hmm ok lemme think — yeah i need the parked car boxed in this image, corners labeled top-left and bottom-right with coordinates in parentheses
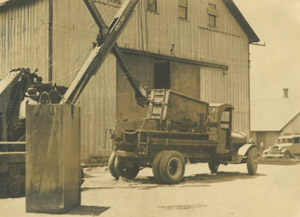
top-left (262, 135), bottom-right (300, 159)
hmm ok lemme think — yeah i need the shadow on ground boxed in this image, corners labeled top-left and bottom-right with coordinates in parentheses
top-left (159, 204), bottom-right (208, 210)
top-left (131, 171), bottom-right (265, 186)
top-left (258, 158), bottom-right (300, 165)
top-left (82, 171), bottom-right (266, 191)
top-left (183, 171), bottom-right (265, 184)
top-left (66, 206), bottom-right (110, 216)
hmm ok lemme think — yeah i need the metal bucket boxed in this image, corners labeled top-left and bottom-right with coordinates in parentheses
top-left (25, 104), bottom-right (81, 213)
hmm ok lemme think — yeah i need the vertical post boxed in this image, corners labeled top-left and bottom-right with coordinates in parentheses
top-left (48, 0), bottom-right (53, 82)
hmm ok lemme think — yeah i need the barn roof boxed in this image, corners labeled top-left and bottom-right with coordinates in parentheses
top-left (222, 0), bottom-right (259, 43)
top-left (251, 97), bottom-right (300, 132)
top-left (0, 0), bottom-right (259, 43)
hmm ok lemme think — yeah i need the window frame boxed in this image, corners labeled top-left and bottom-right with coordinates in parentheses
top-left (207, 3), bottom-right (218, 28)
top-left (147, 0), bottom-right (158, 13)
top-left (178, 0), bottom-right (188, 20)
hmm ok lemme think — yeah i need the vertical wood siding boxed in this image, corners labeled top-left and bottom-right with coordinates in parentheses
top-left (52, 0), bottom-right (118, 160)
top-left (253, 131), bottom-right (279, 150)
top-left (0, 0), bottom-right (49, 80)
top-left (117, 0), bottom-right (251, 135)
top-left (80, 54), bottom-right (116, 159)
top-left (117, 53), bottom-right (153, 122)
top-left (170, 62), bottom-right (200, 99)
top-left (0, 0), bottom-right (252, 159)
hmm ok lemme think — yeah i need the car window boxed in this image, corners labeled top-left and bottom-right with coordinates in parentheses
top-left (220, 111), bottom-right (230, 129)
top-left (279, 138), bottom-right (293, 143)
top-left (282, 138), bottom-right (292, 143)
top-left (221, 111), bottom-right (230, 122)
top-left (294, 138), bottom-right (300, 143)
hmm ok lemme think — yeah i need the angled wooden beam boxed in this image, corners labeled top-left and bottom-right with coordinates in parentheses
top-left (61, 0), bottom-right (140, 104)
top-left (83, 0), bottom-right (149, 106)
top-left (83, 0), bottom-right (109, 37)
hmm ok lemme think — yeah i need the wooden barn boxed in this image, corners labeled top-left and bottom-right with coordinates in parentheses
top-left (0, 0), bottom-right (259, 161)
top-left (251, 89), bottom-right (300, 150)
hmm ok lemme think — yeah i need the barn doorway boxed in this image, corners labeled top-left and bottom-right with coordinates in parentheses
top-left (154, 62), bottom-right (170, 89)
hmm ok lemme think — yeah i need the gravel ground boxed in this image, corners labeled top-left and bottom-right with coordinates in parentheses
top-left (1, 162), bottom-right (300, 217)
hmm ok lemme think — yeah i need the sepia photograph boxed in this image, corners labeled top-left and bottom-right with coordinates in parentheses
top-left (0, 0), bottom-right (299, 217)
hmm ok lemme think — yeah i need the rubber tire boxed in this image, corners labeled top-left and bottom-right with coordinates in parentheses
top-left (152, 150), bottom-right (168, 183)
top-left (208, 161), bottom-right (219, 173)
top-left (159, 151), bottom-right (185, 184)
top-left (247, 147), bottom-right (258, 175)
top-left (8, 182), bottom-right (21, 196)
top-left (283, 151), bottom-right (293, 159)
top-left (0, 183), bottom-right (7, 197)
top-left (108, 152), bottom-right (119, 180)
top-left (114, 157), bottom-right (139, 180)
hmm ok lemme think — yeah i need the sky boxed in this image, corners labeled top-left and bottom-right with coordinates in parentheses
top-left (234, 0), bottom-right (300, 101)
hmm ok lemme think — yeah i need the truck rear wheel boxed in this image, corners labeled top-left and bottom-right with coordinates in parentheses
top-left (159, 151), bottom-right (185, 184)
top-left (108, 152), bottom-right (119, 180)
top-left (152, 150), bottom-right (168, 183)
top-left (247, 147), bottom-right (258, 175)
top-left (114, 157), bottom-right (139, 180)
top-left (208, 161), bottom-right (219, 173)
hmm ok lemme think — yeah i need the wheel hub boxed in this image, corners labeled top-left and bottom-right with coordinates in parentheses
top-left (168, 158), bottom-right (179, 176)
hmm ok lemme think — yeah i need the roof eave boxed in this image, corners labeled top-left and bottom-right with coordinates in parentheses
top-left (222, 0), bottom-right (260, 43)
top-left (280, 111), bottom-right (300, 132)
top-left (0, 0), bottom-right (34, 10)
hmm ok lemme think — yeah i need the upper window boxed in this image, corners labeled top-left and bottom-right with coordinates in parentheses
top-left (207, 3), bottom-right (218, 27)
top-left (178, 0), bottom-right (188, 20)
top-left (147, 0), bottom-right (157, 12)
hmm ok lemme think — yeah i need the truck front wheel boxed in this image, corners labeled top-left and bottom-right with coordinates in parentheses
top-left (114, 157), bottom-right (139, 180)
top-left (247, 147), bottom-right (258, 175)
top-left (108, 151), bottom-right (119, 180)
top-left (159, 151), bottom-right (185, 184)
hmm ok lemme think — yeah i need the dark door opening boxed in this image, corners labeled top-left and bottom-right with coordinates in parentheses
top-left (154, 62), bottom-right (170, 89)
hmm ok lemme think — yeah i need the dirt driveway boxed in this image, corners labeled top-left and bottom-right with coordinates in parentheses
top-left (1, 162), bottom-right (300, 217)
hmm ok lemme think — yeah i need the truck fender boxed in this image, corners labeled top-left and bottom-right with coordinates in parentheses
top-left (238, 144), bottom-right (257, 156)
top-left (280, 149), bottom-right (290, 154)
